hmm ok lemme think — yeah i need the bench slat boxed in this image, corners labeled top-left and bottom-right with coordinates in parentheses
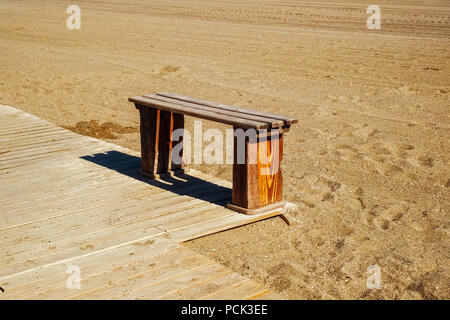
top-left (156, 92), bottom-right (298, 126)
top-left (144, 94), bottom-right (285, 129)
top-left (129, 96), bottom-right (268, 130)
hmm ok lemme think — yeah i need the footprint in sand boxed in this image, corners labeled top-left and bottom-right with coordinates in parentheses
top-left (357, 127), bottom-right (380, 141)
top-left (267, 263), bottom-right (304, 292)
top-left (368, 142), bottom-right (392, 156)
top-left (394, 143), bottom-right (415, 158)
top-left (360, 142), bottom-right (412, 176)
top-left (157, 65), bottom-right (187, 78)
top-left (383, 163), bottom-right (404, 176)
top-left (361, 203), bottom-right (407, 231)
top-left (297, 175), bottom-right (344, 209)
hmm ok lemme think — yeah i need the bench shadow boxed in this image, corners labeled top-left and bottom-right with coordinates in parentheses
top-left (80, 150), bottom-right (231, 206)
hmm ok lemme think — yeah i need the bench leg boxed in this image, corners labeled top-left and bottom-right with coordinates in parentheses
top-left (136, 105), bottom-right (184, 178)
top-left (228, 128), bottom-right (284, 214)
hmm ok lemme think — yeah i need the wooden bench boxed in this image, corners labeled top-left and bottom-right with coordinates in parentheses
top-left (129, 92), bottom-right (298, 215)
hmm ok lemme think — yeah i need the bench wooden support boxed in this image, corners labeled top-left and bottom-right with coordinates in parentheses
top-left (136, 105), bottom-right (184, 179)
top-left (227, 128), bottom-right (284, 214)
top-left (130, 93), bottom-right (297, 215)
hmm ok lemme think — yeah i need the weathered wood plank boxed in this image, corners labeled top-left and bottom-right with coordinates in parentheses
top-left (156, 110), bottom-right (172, 173)
top-left (0, 226), bottom-right (165, 277)
top-left (0, 124), bottom-right (55, 135)
top-left (156, 92), bottom-right (298, 126)
top-left (117, 262), bottom-right (229, 300)
top-left (160, 270), bottom-right (247, 300)
top-left (0, 163), bottom-right (139, 207)
top-left (22, 242), bottom-right (184, 300)
top-left (146, 94), bottom-right (285, 128)
top-left (130, 96), bottom-right (268, 129)
top-left (167, 206), bottom-right (284, 242)
top-left (0, 127), bottom-right (68, 141)
top-left (1, 239), bottom-right (180, 299)
top-left (257, 131), bottom-right (283, 206)
top-left (232, 126), bottom-right (259, 209)
top-left (171, 112), bottom-right (184, 171)
top-left (0, 136), bottom-right (107, 160)
top-left (2, 184), bottom-right (229, 255)
top-left (203, 279), bottom-right (269, 300)
top-left (74, 252), bottom-right (215, 299)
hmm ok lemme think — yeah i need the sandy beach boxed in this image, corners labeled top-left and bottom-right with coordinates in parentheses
top-left (0, 0), bottom-right (449, 299)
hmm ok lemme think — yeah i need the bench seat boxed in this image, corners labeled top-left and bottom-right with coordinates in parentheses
top-left (129, 92), bottom-right (297, 130)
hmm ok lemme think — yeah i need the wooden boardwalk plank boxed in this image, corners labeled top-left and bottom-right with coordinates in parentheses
top-left (160, 270), bottom-right (247, 300)
top-left (119, 263), bottom-right (231, 300)
top-left (156, 92), bottom-right (298, 126)
top-left (74, 249), bottom-right (216, 300)
top-left (2, 188), bottom-right (230, 259)
top-left (203, 279), bottom-right (269, 300)
top-left (1, 239), bottom-right (180, 299)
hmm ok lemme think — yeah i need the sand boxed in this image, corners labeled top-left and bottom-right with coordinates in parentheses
top-left (0, 0), bottom-right (448, 299)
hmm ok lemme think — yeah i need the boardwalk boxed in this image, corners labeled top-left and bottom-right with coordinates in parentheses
top-left (0, 105), bottom-right (285, 299)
